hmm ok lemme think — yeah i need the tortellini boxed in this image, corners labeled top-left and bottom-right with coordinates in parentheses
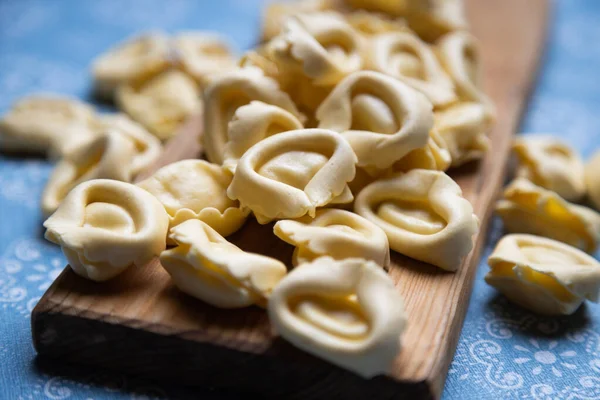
top-left (91, 32), bottom-right (172, 99)
top-left (172, 32), bottom-right (236, 88)
top-left (485, 234), bottom-right (600, 315)
top-left (585, 150), bottom-right (600, 210)
top-left (268, 256), bottom-right (406, 378)
top-left (222, 101), bottom-right (304, 173)
top-left (261, 0), bottom-right (332, 41)
top-left (137, 159), bottom-right (248, 237)
top-left (44, 179), bottom-right (169, 282)
top-left (202, 66), bottom-right (300, 164)
top-left (41, 131), bottom-right (137, 217)
top-left (116, 69), bottom-right (201, 140)
top-left (390, 127), bottom-right (451, 172)
top-left (274, 209), bottom-right (390, 266)
top-left (227, 129), bottom-right (357, 224)
top-left (98, 114), bottom-right (162, 176)
top-left (434, 102), bottom-right (490, 167)
top-left (0, 95), bottom-right (99, 157)
top-left (366, 32), bottom-right (457, 107)
top-left (160, 219), bottom-right (287, 308)
top-left (345, 11), bottom-right (408, 36)
top-left (316, 71), bottom-right (433, 170)
top-left (497, 178), bottom-right (600, 253)
top-left (355, 169), bottom-right (479, 271)
top-left (513, 135), bottom-right (586, 202)
top-left (268, 12), bottom-right (362, 85)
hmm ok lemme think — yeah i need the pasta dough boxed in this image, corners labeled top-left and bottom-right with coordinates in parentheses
top-left (317, 71), bottom-right (433, 170)
top-left (92, 32), bottom-right (172, 99)
top-left (202, 66), bottom-right (300, 164)
top-left (496, 178), bottom-right (600, 253)
top-left (274, 208), bottom-right (390, 266)
top-left (41, 131), bottom-right (137, 217)
top-left (222, 101), bottom-right (304, 173)
top-left (513, 135), bottom-right (586, 202)
top-left (116, 69), bottom-right (201, 140)
top-left (0, 95), bottom-right (99, 157)
top-left (227, 129), bottom-right (357, 224)
top-left (366, 32), bottom-right (457, 107)
top-left (160, 219), bottom-right (287, 308)
top-left (137, 159), bottom-right (249, 238)
top-left (485, 234), bottom-right (600, 315)
top-left (44, 179), bottom-right (169, 281)
top-left (355, 169), bottom-right (478, 271)
top-left (390, 128), bottom-right (451, 172)
top-left (268, 256), bottom-right (406, 378)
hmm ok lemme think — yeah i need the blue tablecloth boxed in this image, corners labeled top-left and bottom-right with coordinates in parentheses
top-left (1, 1), bottom-right (599, 399)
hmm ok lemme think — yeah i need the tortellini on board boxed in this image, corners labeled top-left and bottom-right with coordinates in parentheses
top-left (268, 256), bottom-right (406, 378)
top-left (274, 208), bottom-right (390, 267)
top-left (44, 179), bottom-right (169, 282)
top-left (137, 159), bottom-right (249, 238)
top-left (316, 71), bottom-right (433, 170)
top-left (354, 169), bottom-right (479, 271)
top-left (160, 219), bottom-right (287, 308)
top-left (227, 129), bottom-right (357, 224)
top-left (485, 234), bottom-right (600, 315)
top-left (496, 178), bottom-right (600, 253)
top-left (513, 135), bottom-right (586, 202)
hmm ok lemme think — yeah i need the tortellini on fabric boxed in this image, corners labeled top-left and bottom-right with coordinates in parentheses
top-left (274, 209), bottom-right (390, 266)
top-left (0, 95), bottom-right (99, 157)
top-left (366, 32), bottom-right (457, 107)
top-left (485, 234), bottom-right (600, 315)
top-left (496, 178), bottom-right (600, 253)
top-left (137, 159), bottom-right (248, 238)
top-left (355, 169), bottom-right (478, 271)
top-left (91, 32), bottom-right (172, 100)
top-left (172, 32), bottom-right (236, 88)
top-left (160, 219), bottom-right (287, 308)
top-left (44, 179), bottom-right (169, 282)
top-left (116, 69), bottom-right (201, 140)
top-left (513, 135), bottom-right (586, 202)
top-left (268, 256), bottom-right (406, 378)
top-left (434, 102), bottom-right (490, 167)
top-left (316, 71), bottom-right (433, 170)
top-left (227, 129), bottom-right (357, 224)
top-left (585, 150), bottom-right (600, 211)
top-left (41, 131), bottom-right (137, 217)
top-left (222, 101), bottom-right (304, 173)
top-left (202, 67), bottom-right (300, 164)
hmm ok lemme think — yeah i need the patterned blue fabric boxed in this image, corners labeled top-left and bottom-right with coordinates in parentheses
top-left (0, 1), bottom-right (599, 399)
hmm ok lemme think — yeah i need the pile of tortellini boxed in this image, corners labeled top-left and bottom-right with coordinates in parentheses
top-left (3, 0), bottom-right (596, 378)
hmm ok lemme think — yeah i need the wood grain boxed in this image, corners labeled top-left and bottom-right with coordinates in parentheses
top-left (31, 1), bottom-right (550, 399)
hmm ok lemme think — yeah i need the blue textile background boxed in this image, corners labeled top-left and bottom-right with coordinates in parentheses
top-left (0, 1), bottom-right (599, 399)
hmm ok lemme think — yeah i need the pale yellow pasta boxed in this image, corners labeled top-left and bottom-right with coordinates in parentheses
top-left (274, 209), bottom-right (390, 266)
top-left (227, 129), bottom-right (357, 224)
top-left (355, 169), bottom-right (478, 271)
top-left (585, 150), bottom-right (600, 210)
top-left (366, 31), bottom-right (456, 107)
top-left (316, 71), bottom-right (433, 170)
top-left (496, 178), bottom-right (600, 253)
top-left (268, 256), bottom-right (406, 378)
top-left (222, 101), bottom-right (304, 173)
top-left (261, 0), bottom-right (333, 41)
top-left (0, 95), bottom-right (99, 157)
top-left (172, 32), bottom-right (236, 88)
top-left (137, 159), bottom-right (248, 238)
top-left (390, 128), bottom-right (451, 172)
top-left (160, 219), bottom-right (287, 308)
top-left (202, 66), bottom-right (300, 164)
top-left (434, 102), bottom-right (490, 167)
top-left (267, 12), bottom-right (363, 87)
top-left (485, 234), bottom-right (600, 315)
top-left (116, 69), bottom-right (201, 140)
top-left (513, 135), bottom-right (586, 202)
top-left (345, 10), bottom-right (409, 35)
top-left (41, 131), bottom-right (137, 218)
top-left (44, 179), bottom-right (169, 281)
top-left (91, 32), bottom-right (172, 99)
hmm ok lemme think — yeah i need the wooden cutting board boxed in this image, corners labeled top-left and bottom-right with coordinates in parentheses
top-left (31, 1), bottom-right (549, 398)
